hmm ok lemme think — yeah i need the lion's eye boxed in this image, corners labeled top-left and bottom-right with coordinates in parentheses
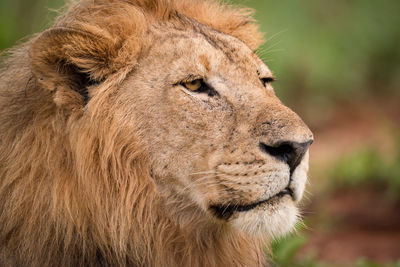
top-left (261, 77), bottom-right (275, 87)
top-left (183, 79), bottom-right (202, 91)
top-left (180, 78), bottom-right (218, 97)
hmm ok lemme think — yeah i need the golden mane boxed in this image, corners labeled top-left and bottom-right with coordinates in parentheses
top-left (0, 0), bottom-right (267, 266)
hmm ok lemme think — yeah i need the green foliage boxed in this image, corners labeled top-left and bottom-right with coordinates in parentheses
top-left (270, 232), bottom-right (400, 267)
top-left (331, 148), bottom-right (385, 186)
top-left (233, 0), bottom-right (400, 106)
top-left (356, 258), bottom-right (400, 267)
top-left (328, 136), bottom-right (400, 199)
top-left (0, 0), bottom-right (64, 50)
top-left (270, 232), bottom-right (308, 267)
top-left (269, 232), bottom-right (326, 267)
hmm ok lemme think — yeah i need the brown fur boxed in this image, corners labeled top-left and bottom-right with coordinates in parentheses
top-left (0, 0), bottom-right (312, 266)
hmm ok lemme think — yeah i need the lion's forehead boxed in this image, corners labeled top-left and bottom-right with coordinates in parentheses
top-left (149, 24), bottom-right (266, 78)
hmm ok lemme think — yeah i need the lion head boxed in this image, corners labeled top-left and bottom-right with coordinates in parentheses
top-left (0, 0), bottom-right (312, 266)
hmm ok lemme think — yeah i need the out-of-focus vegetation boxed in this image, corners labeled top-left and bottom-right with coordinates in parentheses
top-left (1, 0), bottom-right (399, 265)
top-left (271, 233), bottom-right (400, 267)
top-left (237, 0), bottom-right (400, 109)
top-left (270, 231), bottom-right (400, 267)
top-left (329, 137), bottom-right (400, 200)
top-left (0, 0), bottom-right (64, 49)
top-left (267, 234), bottom-right (400, 267)
top-left (269, 230), bottom-right (309, 267)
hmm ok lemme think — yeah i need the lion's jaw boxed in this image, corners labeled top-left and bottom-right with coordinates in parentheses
top-left (117, 24), bottom-right (313, 240)
top-left (227, 152), bottom-right (310, 239)
top-left (178, 150), bottom-right (311, 240)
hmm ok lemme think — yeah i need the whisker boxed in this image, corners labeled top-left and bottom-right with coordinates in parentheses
top-left (181, 175), bottom-right (219, 191)
top-left (258, 48), bottom-right (285, 56)
top-left (265, 29), bottom-right (288, 43)
top-left (259, 40), bottom-right (283, 55)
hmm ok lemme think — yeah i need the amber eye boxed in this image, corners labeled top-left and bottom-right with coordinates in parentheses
top-left (180, 78), bottom-right (218, 97)
top-left (183, 79), bottom-right (202, 91)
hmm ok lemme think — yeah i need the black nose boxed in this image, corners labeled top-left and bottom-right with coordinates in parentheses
top-left (259, 140), bottom-right (312, 173)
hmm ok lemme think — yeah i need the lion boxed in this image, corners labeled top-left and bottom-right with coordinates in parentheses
top-left (0, 0), bottom-right (313, 266)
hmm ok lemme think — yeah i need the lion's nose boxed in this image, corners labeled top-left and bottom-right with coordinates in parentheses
top-left (259, 140), bottom-right (312, 172)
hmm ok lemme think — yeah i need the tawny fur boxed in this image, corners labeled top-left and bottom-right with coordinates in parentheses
top-left (0, 0), bottom-right (312, 266)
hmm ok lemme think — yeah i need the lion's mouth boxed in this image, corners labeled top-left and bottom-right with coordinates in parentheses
top-left (209, 187), bottom-right (293, 220)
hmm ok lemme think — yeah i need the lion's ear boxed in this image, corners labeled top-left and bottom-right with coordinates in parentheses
top-left (29, 28), bottom-right (117, 104)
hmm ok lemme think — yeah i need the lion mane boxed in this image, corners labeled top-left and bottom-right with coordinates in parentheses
top-left (0, 0), bottom-right (271, 266)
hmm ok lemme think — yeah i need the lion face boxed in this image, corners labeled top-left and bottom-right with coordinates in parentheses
top-left (3, 1), bottom-right (313, 265)
top-left (114, 24), bottom-right (313, 238)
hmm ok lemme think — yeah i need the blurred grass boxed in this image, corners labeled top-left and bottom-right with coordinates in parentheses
top-left (234, 0), bottom-right (400, 110)
top-left (270, 231), bottom-right (400, 267)
top-left (269, 230), bottom-right (309, 267)
top-left (0, 0), bottom-right (64, 50)
top-left (328, 136), bottom-right (400, 199)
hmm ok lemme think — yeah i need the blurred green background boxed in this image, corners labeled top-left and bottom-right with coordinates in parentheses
top-left (1, 0), bottom-right (399, 266)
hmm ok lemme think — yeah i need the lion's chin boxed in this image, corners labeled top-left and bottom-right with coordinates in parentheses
top-left (230, 196), bottom-right (299, 240)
